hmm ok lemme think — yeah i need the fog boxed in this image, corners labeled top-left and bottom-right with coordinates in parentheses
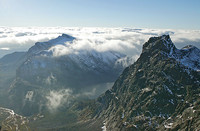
top-left (46, 89), bottom-right (72, 112)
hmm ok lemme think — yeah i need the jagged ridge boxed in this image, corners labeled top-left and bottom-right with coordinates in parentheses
top-left (90, 35), bottom-right (200, 131)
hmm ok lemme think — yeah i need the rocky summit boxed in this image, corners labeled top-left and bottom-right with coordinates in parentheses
top-left (87, 35), bottom-right (200, 131)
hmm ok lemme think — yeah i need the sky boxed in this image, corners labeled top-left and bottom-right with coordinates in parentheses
top-left (0, 0), bottom-right (200, 29)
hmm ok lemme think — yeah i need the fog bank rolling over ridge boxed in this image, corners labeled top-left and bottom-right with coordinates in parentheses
top-left (0, 27), bottom-right (200, 58)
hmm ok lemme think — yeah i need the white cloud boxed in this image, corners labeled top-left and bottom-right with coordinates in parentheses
top-left (46, 89), bottom-right (72, 111)
top-left (0, 27), bottom-right (200, 58)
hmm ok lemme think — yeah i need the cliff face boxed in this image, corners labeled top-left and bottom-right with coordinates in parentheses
top-left (95, 35), bottom-right (200, 130)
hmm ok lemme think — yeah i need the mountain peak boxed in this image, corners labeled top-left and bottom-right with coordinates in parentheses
top-left (48, 33), bottom-right (75, 44)
top-left (147, 34), bottom-right (170, 43)
top-left (27, 34), bottom-right (75, 56)
top-left (140, 35), bottom-right (200, 71)
top-left (142, 35), bottom-right (176, 55)
top-left (61, 33), bottom-right (75, 38)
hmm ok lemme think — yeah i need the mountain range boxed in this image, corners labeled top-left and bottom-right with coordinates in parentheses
top-left (0, 34), bottom-right (199, 130)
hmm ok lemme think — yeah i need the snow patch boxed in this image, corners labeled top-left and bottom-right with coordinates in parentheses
top-left (45, 73), bottom-right (56, 85)
top-left (121, 112), bottom-right (125, 119)
top-left (163, 84), bottom-right (173, 95)
top-left (142, 87), bottom-right (151, 92)
top-left (102, 122), bottom-right (107, 131)
top-left (25, 91), bottom-right (34, 101)
top-left (164, 123), bottom-right (173, 129)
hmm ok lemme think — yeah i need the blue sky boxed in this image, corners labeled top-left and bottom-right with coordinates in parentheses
top-left (0, 0), bottom-right (200, 29)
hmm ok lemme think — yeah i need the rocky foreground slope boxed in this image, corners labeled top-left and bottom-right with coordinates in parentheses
top-left (78, 35), bottom-right (200, 131)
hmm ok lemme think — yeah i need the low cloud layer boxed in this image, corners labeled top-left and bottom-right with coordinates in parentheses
top-left (46, 89), bottom-right (72, 112)
top-left (45, 83), bottom-right (114, 111)
top-left (0, 27), bottom-right (200, 58)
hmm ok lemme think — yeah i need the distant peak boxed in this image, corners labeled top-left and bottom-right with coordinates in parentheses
top-left (45, 33), bottom-right (76, 45)
top-left (27, 34), bottom-right (76, 56)
top-left (50, 34), bottom-right (75, 42)
top-left (61, 34), bottom-right (75, 39)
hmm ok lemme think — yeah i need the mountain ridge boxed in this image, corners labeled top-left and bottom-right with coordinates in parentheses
top-left (83, 35), bottom-right (200, 131)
